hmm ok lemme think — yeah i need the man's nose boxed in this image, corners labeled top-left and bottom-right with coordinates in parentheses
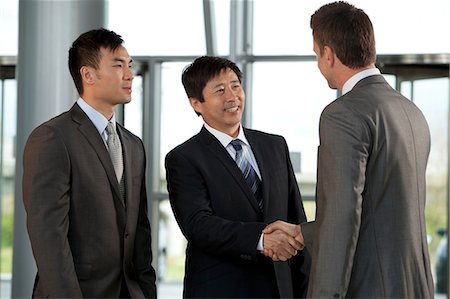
top-left (124, 66), bottom-right (134, 80)
top-left (224, 86), bottom-right (238, 99)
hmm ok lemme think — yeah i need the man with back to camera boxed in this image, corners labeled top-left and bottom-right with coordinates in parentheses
top-left (22, 28), bottom-right (157, 298)
top-left (165, 56), bottom-right (310, 298)
top-left (265, 2), bottom-right (434, 298)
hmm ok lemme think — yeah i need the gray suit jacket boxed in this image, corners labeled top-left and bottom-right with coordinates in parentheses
top-left (22, 103), bottom-right (156, 298)
top-left (304, 75), bottom-right (434, 298)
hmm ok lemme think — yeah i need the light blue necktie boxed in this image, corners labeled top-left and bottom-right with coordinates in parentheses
top-left (230, 139), bottom-right (263, 210)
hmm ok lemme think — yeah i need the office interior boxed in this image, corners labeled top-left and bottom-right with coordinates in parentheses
top-left (0, 0), bottom-right (449, 298)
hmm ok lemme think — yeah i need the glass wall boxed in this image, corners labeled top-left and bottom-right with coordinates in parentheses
top-left (253, 0), bottom-right (450, 55)
top-left (410, 77), bottom-right (450, 295)
top-left (251, 61), bottom-right (336, 219)
top-left (0, 79), bottom-right (17, 298)
top-left (159, 62), bottom-right (202, 284)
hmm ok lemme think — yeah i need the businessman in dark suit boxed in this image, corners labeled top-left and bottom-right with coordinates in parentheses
top-left (22, 28), bottom-right (156, 298)
top-left (266, 2), bottom-right (434, 298)
top-left (165, 56), bottom-right (310, 298)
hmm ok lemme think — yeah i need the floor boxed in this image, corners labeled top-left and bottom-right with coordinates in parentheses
top-left (0, 277), bottom-right (447, 299)
top-left (0, 276), bottom-right (183, 299)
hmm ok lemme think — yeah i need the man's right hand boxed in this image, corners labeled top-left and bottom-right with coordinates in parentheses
top-left (261, 220), bottom-right (305, 261)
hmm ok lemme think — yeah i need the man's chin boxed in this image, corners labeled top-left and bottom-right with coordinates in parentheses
top-left (120, 98), bottom-right (132, 104)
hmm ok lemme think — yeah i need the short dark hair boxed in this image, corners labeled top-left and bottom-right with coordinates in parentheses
top-left (310, 1), bottom-right (376, 69)
top-left (181, 56), bottom-right (243, 104)
top-left (68, 28), bottom-right (124, 95)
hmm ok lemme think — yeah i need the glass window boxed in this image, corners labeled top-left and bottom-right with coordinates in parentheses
top-left (157, 198), bottom-right (185, 286)
top-left (108, 0), bottom-right (205, 56)
top-left (253, 0), bottom-right (450, 55)
top-left (253, 0), bottom-right (318, 55)
top-left (160, 61), bottom-right (203, 191)
top-left (382, 74), bottom-right (396, 90)
top-left (1, 79), bottom-right (17, 297)
top-left (124, 75), bottom-right (143, 138)
top-left (0, 0), bottom-right (18, 55)
top-left (360, 0), bottom-right (450, 54)
top-left (251, 61), bottom-right (336, 219)
top-left (213, 0), bottom-right (230, 56)
top-left (158, 62), bottom-right (203, 288)
top-left (410, 78), bottom-right (449, 288)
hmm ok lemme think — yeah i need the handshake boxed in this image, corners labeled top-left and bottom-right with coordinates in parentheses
top-left (261, 220), bottom-right (305, 262)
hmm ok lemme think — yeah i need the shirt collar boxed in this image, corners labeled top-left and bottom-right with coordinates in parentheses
top-left (203, 123), bottom-right (250, 148)
top-left (342, 67), bottom-right (381, 95)
top-left (76, 98), bottom-right (117, 135)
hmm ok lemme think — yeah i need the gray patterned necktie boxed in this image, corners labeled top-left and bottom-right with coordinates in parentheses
top-left (230, 139), bottom-right (263, 210)
top-left (106, 123), bottom-right (124, 192)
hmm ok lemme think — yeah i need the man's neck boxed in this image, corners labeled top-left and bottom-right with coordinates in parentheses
top-left (81, 95), bottom-right (115, 120)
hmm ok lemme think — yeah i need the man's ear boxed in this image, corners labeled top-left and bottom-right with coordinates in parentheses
top-left (323, 46), bottom-right (335, 67)
top-left (80, 66), bottom-right (96, 85)
top-left (189, 97), bottom-right (202, 115)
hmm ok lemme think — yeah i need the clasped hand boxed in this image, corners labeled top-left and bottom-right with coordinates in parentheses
top-left (261, 220), bottom-right (305, 262)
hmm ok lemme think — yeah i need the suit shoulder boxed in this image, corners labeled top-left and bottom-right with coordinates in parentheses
top-left (117, 124), bottom-right (143, 143)
top-left (167, 134), bottom-right (201, 156)
top-left (244, 128), bottom-right (286, 144)
top-left (28, 110), bottom-right (72, 136)
top-left (40, 110), bottom-right (72, 126)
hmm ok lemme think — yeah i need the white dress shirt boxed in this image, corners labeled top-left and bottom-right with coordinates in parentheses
top-left (76, 98), bottom-right (118, 145)
top-left (342, 67), bottom-right (381, 95)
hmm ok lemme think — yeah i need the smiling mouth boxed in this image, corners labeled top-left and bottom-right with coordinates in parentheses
top-left (224, 106), bottom-right (239, 113)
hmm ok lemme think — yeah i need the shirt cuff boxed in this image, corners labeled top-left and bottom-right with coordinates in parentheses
top-left (257, 233), bottom-right (264, 251)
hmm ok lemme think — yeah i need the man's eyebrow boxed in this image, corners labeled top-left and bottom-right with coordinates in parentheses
top-left (211, 80), bottom-right (240, 89)
top-left (211, 83), bottom-right (225, 89)
top-left (113, 57), bottom-right (133, 63)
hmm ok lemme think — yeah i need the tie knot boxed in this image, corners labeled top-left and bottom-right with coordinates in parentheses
top-left (106, 122), bottom-right (116, 135)
top-left (230, 139), bottom-right (242, 152)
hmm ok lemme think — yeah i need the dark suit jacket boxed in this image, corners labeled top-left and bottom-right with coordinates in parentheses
top-left (22, 103), bottom-right (156, 298)
top-left (165, 126), bottom-right (310, 298)
top-left (304, 75), bottom-right (434, 298)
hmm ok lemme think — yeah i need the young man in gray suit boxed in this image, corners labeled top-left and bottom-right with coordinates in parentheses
top-left (266, 1), bottom-right (434, 298)
top-left (165, 56), bottom-right (310, 298)
top-left (22, 28), bottom-right (156, 298)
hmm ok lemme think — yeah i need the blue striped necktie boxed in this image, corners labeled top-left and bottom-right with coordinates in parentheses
top-left (230, 139), bottom-right (263, 210)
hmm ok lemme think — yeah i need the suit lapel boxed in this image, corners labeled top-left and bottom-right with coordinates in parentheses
top-left (70, 103), bottom-right (124, 206)
top-left (199, 127), bottom-right (261, 213)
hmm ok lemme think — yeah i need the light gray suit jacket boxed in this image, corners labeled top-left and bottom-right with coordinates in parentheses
top-left (303, 75), bottom-right (434, 298)
top-left (22, 103), bottom-right (156, 298)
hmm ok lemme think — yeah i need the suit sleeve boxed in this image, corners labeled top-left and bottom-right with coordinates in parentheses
top-left (22, 125), bottom-right (83, 297)
top-left (133, 167), bottom-right (157, 298)
top-left (307, 104), bottom-right (370, 298)
top-left (165, 149), bottom-right (266, 261)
